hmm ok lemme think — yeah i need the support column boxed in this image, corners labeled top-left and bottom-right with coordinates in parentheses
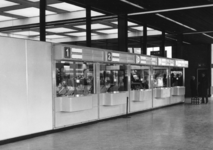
top-left (177, 34), bottom-right (183, 59)
top-left (40, 0), bottom-right (46, 41)
top-left (86, 5), bottom-right (91, 47)
top-left (118, 14), bottom-right (128, 52)
top-left (160, 30), bottom-right (165, 57)
top-left (142, 23), bottom-right (147, 55)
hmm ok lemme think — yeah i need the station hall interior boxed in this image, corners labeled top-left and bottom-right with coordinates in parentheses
top-left (1, 0), bottom-right (213, 149)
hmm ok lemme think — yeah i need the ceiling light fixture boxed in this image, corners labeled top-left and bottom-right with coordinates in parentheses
top-left (156, 14), bottom-right (196, 31)
top-left (120, 0), bottom-right (144, 9)
top-left (48, 2), bottom-right (85, 12)
top-left (183, 41), bottom-right (191, 44)
top-left (0, 0), bottom-right (18, 8)
top-left (5, 7), bottom-right (56, 17)
top-left (203, 33), bottom-right (213, 39)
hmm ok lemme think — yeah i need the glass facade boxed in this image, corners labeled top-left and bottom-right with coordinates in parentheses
top-left (100, 64), bottom-right (127, 93)
top-left (131, 66), bottom-right (150, 90)
top-left (56, 61), bottom-right (95, 97)
top-left (171, 68), bottom-right (183, 86)
top-left (153, 68), bottom-right (168, 88)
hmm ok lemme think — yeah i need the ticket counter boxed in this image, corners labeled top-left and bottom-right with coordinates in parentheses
top-left (129, 56), bottom-right (152, 113)
top-left (170, 60), bottom-right (188, 104)
top-left (152, 65), bottom-right (171, 108)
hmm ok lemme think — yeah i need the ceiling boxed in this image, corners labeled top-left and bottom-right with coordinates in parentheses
top-left (0, 0), bottom-right (213, 50)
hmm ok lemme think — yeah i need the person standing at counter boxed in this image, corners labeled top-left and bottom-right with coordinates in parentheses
top-left (199, 73), bottom-right (208, 104)
top-left (190, 76), bottom-right (197, 97)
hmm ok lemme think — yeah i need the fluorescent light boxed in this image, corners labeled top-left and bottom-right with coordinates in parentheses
top-left (91, 11), bottom-right (104, 16)
top-left (131, 26), bottom-right (143, 31)
top-left (46, 35), bottom-right (68, 39)
top-left (156, 14), bottom-right (196, 31)
top-left (0, 0), bottom-right (18, 8)
top-left (5, 7), bottom-right (56, 17)
top-left (203, 33), bottom-right (213, 39)
top-left (111, 21), bottom-right (138, 26)
top-left (120, 0), bottom-right (144, 9)
top-left (11, 31), bottom-right (40, 36)
top-left (74, 23), bottom-right (111, 29)
top-left (0, 15), bottom-right (15, 21)
top-left (27, 0), bottom-right (39, 2)
top-left (66, 32), bottom-right (97, 36)
top-left (131, 26), bottom-right (154, 31)
top-left (48, 2), bottom-right (85, 12)
top-left (46, 27), bottom-right (76, 33)
top-left (183, 41), bottom-right (191, 44)
top-left (97, 29), bottom-right (118, 34)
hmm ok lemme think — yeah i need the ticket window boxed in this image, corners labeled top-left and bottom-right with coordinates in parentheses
top-left (56, 61), bottom-right (95, 97)
top-left (170, 68), bottom-right (183, 86)
top-left (131, 66), bottom-right (150, 90)
top-left (100, 64), bottom-right (127, 93)
top-left (153, 68), bottom-right (169, 88)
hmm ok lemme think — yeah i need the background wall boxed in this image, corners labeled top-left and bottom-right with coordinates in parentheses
top-left (182, 44), bottom-right (211, 97)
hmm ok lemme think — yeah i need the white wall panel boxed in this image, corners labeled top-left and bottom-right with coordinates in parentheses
top-left (26, 40), bottom-right (53, 134)
top-left (0, 37), bottom-right (28, 140)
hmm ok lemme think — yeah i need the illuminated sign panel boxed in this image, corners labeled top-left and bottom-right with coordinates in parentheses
top-left (151, 57), bottom-right (157, 65)
top-left (175, 60), bottom-right (189, 68)
top-left (158, 58), bottom-right (170, 66)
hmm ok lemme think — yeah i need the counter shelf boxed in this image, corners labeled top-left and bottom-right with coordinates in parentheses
top-left (171, 86), bottom-right (185, 96)
top-left (130, 89), bottom-right (152, 102)
top-left (58, 94), bottom-right (96, 112)
top-left (154, 88), bottom-right (171, 98)
top-left (100, 91), bottom-right (127, 106)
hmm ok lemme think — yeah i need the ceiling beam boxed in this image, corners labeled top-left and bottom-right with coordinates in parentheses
top-left (128, 4), bottom-right (213, 16)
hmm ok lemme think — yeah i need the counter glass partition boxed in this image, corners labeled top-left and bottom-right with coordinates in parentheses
top-left (171, 68), bottom-right (183, 86)
top-left (56, 61), bottom-right (95, 97)
top-left (153, 67), bottom-right (168, 88)
top-left (100, 64), bottom-right (127, 93)
top-left (131, 66), bottom-right (150, 90)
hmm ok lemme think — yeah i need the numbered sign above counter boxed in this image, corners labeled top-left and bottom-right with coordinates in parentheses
top-left (54, 45), bottom-right (104, 62)
top-left (105, 51), bottom-right (128, 63)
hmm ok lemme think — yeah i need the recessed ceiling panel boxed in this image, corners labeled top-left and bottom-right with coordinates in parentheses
top-left (27, 0), bottom-right (40, 2)
top-left (66, 32), bottom-right (97, 36)
top-left (112, 21), bottom-right (138, 26)
top-left (46, 27), bottom-right (76, 33)
top-left (11, 31), bottom-right (40, 36)
top-left (48, 2), bottom-right (85, 12)
top-left (0, 15), bottom-right (16, 21)
top-left (91, 11), bottom-right (105, 16)
top-left (46, 35), bottom-right (68, 39)
top-left (131, 26), bottom-right (154, 31)
top-left (97, 29), bottom-right (118, 34)
top-left (75, 23), bottom-right (111, 30)
top-left (5, 7), bottom-right (56, 17)
top-left (0, 0), bottom-right (19, 8)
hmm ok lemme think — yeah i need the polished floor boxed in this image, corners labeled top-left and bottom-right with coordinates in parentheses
top-left (1, 99), bottom-right (213, 150)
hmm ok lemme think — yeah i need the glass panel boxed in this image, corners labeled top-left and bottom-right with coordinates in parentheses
top-left (153, 67), bottom-right (168, 88)
top-left (100, 64), bottom-right (127, 93)
top-left (56, 61), bottom-right (95, 97)
top-left (171, 68), bottom-right (183, 86)
top-left (131, 66), bottom-right (150, 90)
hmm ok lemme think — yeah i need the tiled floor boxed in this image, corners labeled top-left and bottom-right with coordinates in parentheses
top-left (1, 99), bottom-right (213, 150)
